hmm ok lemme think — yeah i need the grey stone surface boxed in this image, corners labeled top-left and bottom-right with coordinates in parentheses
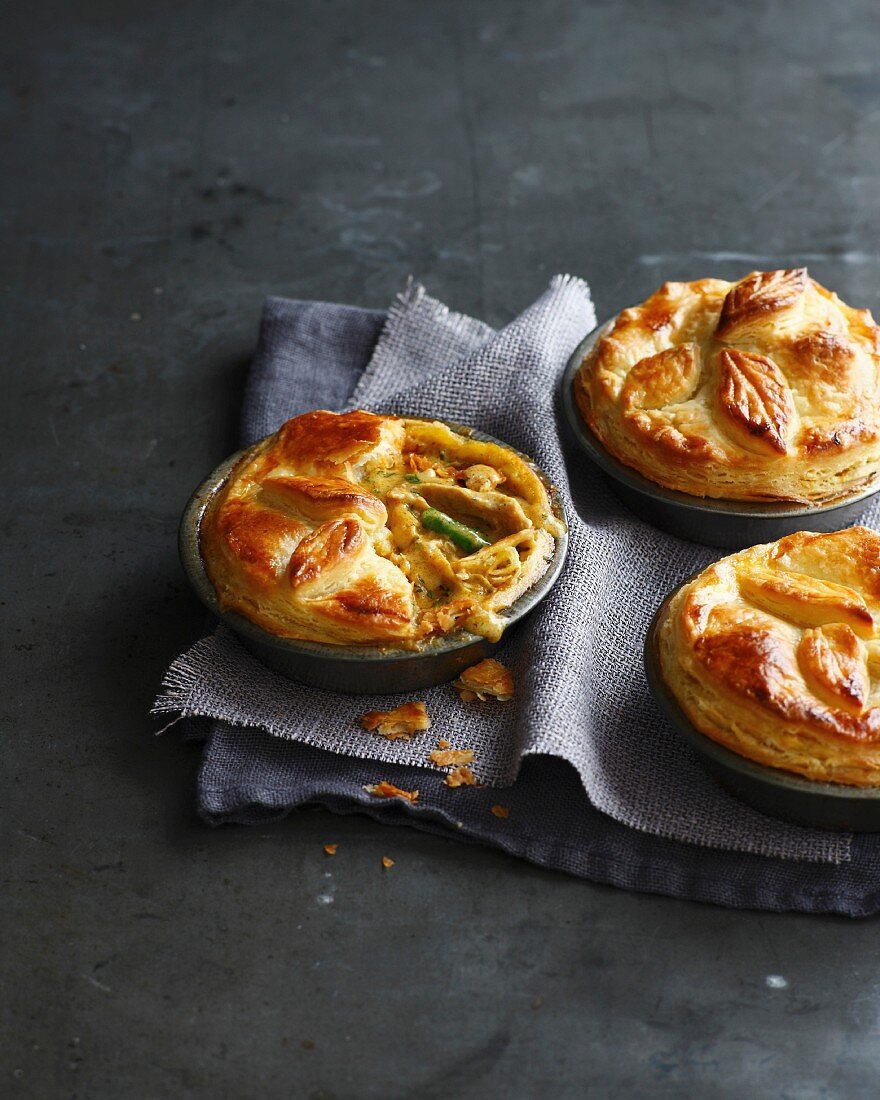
top-left (3, 1), bottom-right (880, 1096)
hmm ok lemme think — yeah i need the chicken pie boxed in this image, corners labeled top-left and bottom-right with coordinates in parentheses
top-left (658, 527), bottom-right (880, 786)
top-left (575, 269), bottom-right (880, 503)
top-left (200, 410), bottom-right (562, 647)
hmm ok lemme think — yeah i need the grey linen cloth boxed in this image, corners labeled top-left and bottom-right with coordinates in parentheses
top-left (156, 278), bottom-right (880, 915)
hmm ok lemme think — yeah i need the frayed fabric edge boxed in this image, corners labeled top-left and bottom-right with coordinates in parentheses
top-left (151, 633), bottom-right (222, 715)
top-left (347, 273), bottom-right (593, 413)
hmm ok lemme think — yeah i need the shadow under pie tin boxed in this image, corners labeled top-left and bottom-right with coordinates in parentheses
top-left (561, 322), bottom-right (880, 549)
top-left (644, 580), bottom-right (880, 832)
top-left (179, 421), bottom-right (568, 695)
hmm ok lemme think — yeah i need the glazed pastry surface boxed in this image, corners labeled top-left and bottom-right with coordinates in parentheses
top-left (658, 527), bottom-right (880, 786)
top-left (575, 269), bottom-right (880, 502)
top-left (200, 410), bottom-right (562, 647)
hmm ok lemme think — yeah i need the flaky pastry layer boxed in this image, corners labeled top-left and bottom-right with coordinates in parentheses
top-left (200, 410), bottom-right (562, 648)
top-left (658, 527), bottom-right (880, 787)
top-left (575, 269), bottom-right (880, 502)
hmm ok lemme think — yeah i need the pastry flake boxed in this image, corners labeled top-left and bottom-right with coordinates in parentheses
top-left (428, 748), bottom-right (475, 767)
top-left (575, 270), bottom-right (880, 502)
top-left (454, 658), bottom-right (515, 702)
top-left (361, 701), bottom-right (430, 741)
top-left (444, 766), bottom-right (478, 788)
top-left (658, 527), bottom-right (880, 786)
top-left (363, 781), bottom-right (419, 804)
top-left (201, 410), bottom-right (560, 646)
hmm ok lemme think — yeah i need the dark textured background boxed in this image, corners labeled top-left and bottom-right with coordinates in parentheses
top-left (4, 2), bottom-right (880, 1096)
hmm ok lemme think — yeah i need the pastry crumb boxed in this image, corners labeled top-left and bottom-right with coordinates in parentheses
top-left (323, 843), bottom-right (338, 855)
top-left (490, 805), bottom-right (509, 819)
top-left (361, 701), bottom-right (430, 741)
top-left (454, 658), bottom-right (514, 702)
top-left (444, 766), bottom-right (478, 788)
top-left (363, 781), bottom-right (419, 804)
top-left (429, 748), bottom-right (475, 768)
top-left (437, 737), bottom-right (450, 749)
top-left (381, 856), bottom-right (395, 869)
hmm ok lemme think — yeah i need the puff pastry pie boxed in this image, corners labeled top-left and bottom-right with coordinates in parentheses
top-left (658, 527), bottom-right (880, 786)
top-left (200, 410), bottom-right (562, 647)
top-left (575, 269), bottom-right (880, 502)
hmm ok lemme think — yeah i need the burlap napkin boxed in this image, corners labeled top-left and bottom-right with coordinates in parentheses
top-left (155, 278), bottom-right (880, 915)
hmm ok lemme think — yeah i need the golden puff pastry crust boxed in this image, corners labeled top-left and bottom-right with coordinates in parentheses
top-left (200, 410), bottom-right (563, 648)
top-left (658, 527), bottom-right (880, 786)
top-left (575, 270), bottom-right (880, 502)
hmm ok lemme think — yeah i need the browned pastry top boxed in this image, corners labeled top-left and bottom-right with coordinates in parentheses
top-left (575, 270), bottom-right (880, 502)
top-left (658, 527), bottom-right (880, 786)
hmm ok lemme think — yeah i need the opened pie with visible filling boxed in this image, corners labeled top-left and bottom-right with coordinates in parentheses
top-left (200, 409), bottom-right (563, 647)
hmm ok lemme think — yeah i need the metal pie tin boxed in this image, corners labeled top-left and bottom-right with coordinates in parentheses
top-left (561, 322), bottom-right (880, 549)
top-left (179, 422), bottom-right (568, 695)
top-left (644, 581), bottom-right (880, 832)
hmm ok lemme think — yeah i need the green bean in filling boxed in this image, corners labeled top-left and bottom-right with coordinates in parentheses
top-left (419, 507), bottom-right (491, 553)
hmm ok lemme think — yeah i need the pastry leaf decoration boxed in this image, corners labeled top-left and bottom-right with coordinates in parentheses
top-left (620, 344), bottom-right (701, 410)
top-left (797, 623), bottom-right (868, 716)
top-left (288, 518), bottom-right (365, 588)
top-left (716, 267), bottom-right (808, 339)
top-left (737, 565), bottom-right (875, 639)
top-left (716, 348), bottom-right (795, 455)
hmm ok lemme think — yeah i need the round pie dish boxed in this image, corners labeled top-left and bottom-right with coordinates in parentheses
top-left (180, 413), bottom-right (568, 694)
top-left (562, 270), bottom-right (880, 549)
top-left (644, 531), bottom-right (880, 831)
